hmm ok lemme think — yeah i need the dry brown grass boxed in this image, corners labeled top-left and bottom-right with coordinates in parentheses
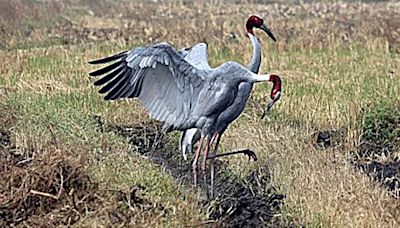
top-left (1, 0), bottom-right (400, 227)
top-left (222, 123), bottom-right (400, 226)
top-left (1, 0), bottom-right (400, 52)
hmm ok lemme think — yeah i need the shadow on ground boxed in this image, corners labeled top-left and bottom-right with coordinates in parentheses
top-left (93, 115), bottom-right (289, 227)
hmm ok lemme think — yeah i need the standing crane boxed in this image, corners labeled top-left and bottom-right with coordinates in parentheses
top-left (177, 16), bottom-right (280, 196)
top-left (179, 15), bottom-right (277, 161)
top-left (88, 25), bottom-right (282, 197)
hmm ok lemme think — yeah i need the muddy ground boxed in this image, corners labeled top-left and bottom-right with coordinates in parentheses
top-left (93, 115), bottom-right (289, 227)
top-left (1, 101), bottom-right (398, 227)
top-left (0, 106), bottom-right (288, 227)
top-left (354, 131), bottom-right (400, 198)
top-left (314, 130), bottom-right (400, 199)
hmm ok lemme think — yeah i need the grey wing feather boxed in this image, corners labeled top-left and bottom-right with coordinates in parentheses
top-left (88, 43), bottom-right (207, 131)
top-left (179, 43), bottom-right (212, 70)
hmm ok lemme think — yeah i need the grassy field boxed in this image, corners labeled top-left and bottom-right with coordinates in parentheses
top-left (1, 0), bottom-right (400, 227)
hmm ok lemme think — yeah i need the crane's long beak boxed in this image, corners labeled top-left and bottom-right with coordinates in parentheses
top-left (261, 99), bottom-right (275, 119)
top-left (260, 24), bottom-right (276, 42)
top-left (261, 91), bottom-right (281, 119)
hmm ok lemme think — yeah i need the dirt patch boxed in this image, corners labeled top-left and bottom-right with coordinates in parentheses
top-left (352, 102), bottom-right (400, 199)
top-left (0, 104), bottom-right (16, 147)
top-left (0, 105), bottom-right (98, 226)
top-left (307, 103), bottom-right (400, 199)
top-left (0, 147), bottom-right (166, 227)
top-left (357, 158), bottom-right (400, 197)
top-left (354, 142), bottom-right (400, 198)
top-left (209, 167), bottom-right (286, 227)
top-left (93, 115), bottom-right (289, 227)
top-left (0, 130), bottom-right (12, 149)
top-left (311, 128), bottom-right (346, 149)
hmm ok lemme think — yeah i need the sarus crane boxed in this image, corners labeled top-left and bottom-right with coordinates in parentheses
top-left (88, 17), bottom-right (282, 196)
top-left (177, 15), bottom-right (280, 196)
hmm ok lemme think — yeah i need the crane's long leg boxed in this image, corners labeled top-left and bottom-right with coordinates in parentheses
top-left (210, 133), bottom-right (221, 198)
top-left (192, 135), bottom-right (205, 186)
top-left (207, 149), bottom-right (258, 161)
top-left (201, 133), bottom-right (218, 188)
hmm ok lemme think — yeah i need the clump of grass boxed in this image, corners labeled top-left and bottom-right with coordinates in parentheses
top-left (361, 101), bottom-right (400, 144)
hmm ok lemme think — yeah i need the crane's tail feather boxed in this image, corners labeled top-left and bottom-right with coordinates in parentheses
top-left (180, 130), bottom-right (191, 160)
top-left (88, 51), bottom-right (127, 65)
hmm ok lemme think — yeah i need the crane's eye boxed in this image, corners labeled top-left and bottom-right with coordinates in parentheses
top-left (253, 17), bottom-right (263, 26)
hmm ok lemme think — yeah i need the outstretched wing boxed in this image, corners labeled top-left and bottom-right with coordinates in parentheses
top-left (179, 43), bottom-right (212, 70)
top-left (88, 43), bottom-right (208, 131)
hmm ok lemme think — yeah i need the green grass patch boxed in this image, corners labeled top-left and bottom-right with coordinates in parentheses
top-left (361, 101), bottom-right (400, 143)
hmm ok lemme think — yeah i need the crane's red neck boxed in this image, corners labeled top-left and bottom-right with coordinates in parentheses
top-left (269, 74), bottom-right (282, 98)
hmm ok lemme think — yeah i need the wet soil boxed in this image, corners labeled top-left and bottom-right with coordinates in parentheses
top-left (0, 108), bottom-right (287, 227)
top-left (353, 141), bottom-right (400, 198)
top-left (93, 115), bottom-right (289, 227)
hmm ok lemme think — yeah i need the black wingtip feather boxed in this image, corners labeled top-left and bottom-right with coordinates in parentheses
top-left (93, 66), bottom-right (126, 86)
top-left (104, 69), bottom-right (133, 100)
top-left (88, 51), bottom-right (127, 65)
top-left (89, 60), bottom-right (125, 77)
top-left (98, 68), bottom-right (129, 94)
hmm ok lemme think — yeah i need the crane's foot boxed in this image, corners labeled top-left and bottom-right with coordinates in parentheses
top-left (206, 149), bottom-right (258, 161)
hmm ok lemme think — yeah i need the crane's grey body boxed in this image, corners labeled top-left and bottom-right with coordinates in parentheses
top-left (179, 33), bottom-right (262, 159)
top-left (89, 43), bottom-right (259, 138)
top-left (215, 82), bottom-right (252, 133)
top-left (215, 33), bottom-right (262, 132)
top-left (88, 15), bottom-right (280, 197)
